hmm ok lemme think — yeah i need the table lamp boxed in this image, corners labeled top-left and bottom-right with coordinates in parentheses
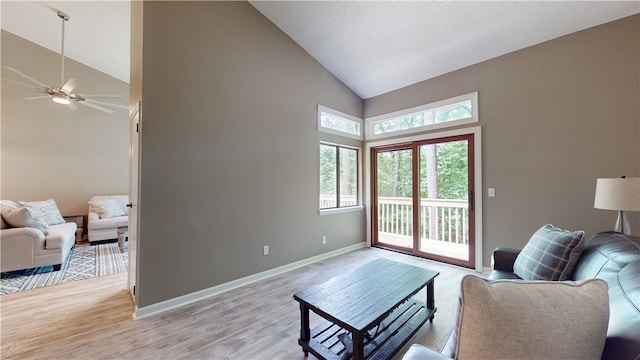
top-left (594, 176), bottom-right (640, 235)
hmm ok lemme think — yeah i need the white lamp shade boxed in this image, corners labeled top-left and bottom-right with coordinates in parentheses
top-left (594, 177), bottom-right (640, 211)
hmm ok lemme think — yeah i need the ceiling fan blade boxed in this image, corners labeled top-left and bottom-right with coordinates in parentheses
top-left (68, 102), bottom-right (79, 111)
top-left (2, 65), bottom-right (48, 88)
top-left (85, 98), bottom-right (128, 110)
top-left (24, 96), bottom-right (51, 100)
top-left (79, 100), bottom-right (114, 114)
top-left (82, 94), bottom-right (123, 99)
top-left (1, 77), bottom-right (38, 89)
top-left (61, 78), bottom-right (78, 93)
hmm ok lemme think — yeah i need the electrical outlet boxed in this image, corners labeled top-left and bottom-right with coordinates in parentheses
top-left (321, 236), bottom-right (327, 245)
top-left (263, 245), bottom-right (269, 255)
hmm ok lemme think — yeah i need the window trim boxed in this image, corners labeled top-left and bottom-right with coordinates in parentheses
top-left (319, 142), bottom-right (362, 213)
top-left (365, 92), bottom-right (478, 140)
top-left (318, 105), bottom-right (364, 140)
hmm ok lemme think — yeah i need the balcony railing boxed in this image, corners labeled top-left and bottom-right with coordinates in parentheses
top-left (377, 197), bottom-right (469, 245)
top-left (320, 195), bottom-right (469, 245)
top-left (319, 195), bottom-right (358, 209)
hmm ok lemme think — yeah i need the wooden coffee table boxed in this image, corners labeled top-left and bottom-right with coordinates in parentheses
top-left (293, 258), bottom-right (439, 360)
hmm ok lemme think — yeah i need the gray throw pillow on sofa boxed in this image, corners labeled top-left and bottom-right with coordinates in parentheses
top-left (513, 224), bottom-right (585, 281)
top-left (455, 275), bottom-right (609, 360)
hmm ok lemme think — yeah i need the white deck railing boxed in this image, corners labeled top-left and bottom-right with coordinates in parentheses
top-left (377, 197), bottom-right (468, 244)
top-left (320, 195), bottom-right (469, 244)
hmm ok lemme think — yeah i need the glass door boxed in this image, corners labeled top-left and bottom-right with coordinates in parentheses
top-left (372, 145), bottom-right (414, 250)
top-left (416, 135), bottom-right (474, 267)
top-left (372, 134), bottom-right (475, 268)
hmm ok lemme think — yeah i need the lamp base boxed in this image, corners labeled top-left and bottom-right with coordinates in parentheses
top-left (614, 210), bottom-right (631, 235)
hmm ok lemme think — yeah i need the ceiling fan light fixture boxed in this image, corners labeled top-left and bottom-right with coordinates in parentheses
top-left (52, 93), bottom-right (71, 105)
top-left (2, 10), bottom-right (123, 114)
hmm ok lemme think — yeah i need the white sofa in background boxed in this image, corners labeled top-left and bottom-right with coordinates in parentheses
top-left (1, 200), bottom-right (77, 273)
top-left (87, 195), bottom-right (128, 245)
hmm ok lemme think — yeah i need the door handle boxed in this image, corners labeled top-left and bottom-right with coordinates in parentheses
top-left (468, 191), bottom-right (474, 211)
top-left (126, 203), bottom-right (133, 208)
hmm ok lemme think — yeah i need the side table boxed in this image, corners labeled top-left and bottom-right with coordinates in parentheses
top-left (117, 226), bottom-right (128, 248)
top-left (63, 214), bottom-right (84, 244)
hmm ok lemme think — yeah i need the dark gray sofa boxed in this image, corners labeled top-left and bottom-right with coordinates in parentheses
top-left (403, 232), bottom-right (640, 360)
top-left (490, 231), bottom-right (640, 360)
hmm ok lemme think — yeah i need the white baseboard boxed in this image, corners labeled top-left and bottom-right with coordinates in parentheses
top-left (134, 242), bottom-right (367, 320)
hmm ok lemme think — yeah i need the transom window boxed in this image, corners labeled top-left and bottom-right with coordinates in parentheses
top-left (318, 105), bottom-right (363, 140)
top-left (366, 92), bottom-right (478, 139)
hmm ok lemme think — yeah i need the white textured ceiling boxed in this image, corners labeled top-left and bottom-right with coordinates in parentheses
top-left (251, 1), bottom-right (640, 99)
top-left (1, 1), bottom-right (131, 84)
top-left (2, 1), bottom-right (638, 97)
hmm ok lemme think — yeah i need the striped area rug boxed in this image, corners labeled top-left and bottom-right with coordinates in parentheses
top-left (0, 242), bottom-right (128, 295)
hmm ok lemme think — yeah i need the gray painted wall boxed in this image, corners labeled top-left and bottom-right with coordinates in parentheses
top-left (1, 30), bottom-right (129, 215)
top-left (364, 15), bottom-right (640, 266)
top-left (134, 2), bottom-right (364, 307)
top-left (133, 3), bottom-right (638, 308)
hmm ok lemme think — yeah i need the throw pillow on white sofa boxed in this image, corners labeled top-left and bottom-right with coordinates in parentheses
top-left (89, 199), bottom-right (126, 219)
top-left (0, 204), bottom-right (50, 235)
top-left (18, 199), bottom-right (65, 226)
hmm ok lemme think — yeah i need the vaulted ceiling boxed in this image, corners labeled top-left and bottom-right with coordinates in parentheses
top-left (2, 1), bottom-right (638, 99)
top-left (1, 1), bottom-right (131, 83)
top-left (250, 1), bottom-right (640, 98)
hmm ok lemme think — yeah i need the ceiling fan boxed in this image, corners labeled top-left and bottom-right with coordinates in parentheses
top-left (1, 10), bottom-right (127, 114)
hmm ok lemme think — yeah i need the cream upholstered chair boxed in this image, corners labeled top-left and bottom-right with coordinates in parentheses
top-left (87, 195), bottom-right (128, 244)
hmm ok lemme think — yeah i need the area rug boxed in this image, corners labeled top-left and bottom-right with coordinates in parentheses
top-left (0, 243), bottom-right (128, 295)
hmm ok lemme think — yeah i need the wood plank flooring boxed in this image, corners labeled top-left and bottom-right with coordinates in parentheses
top-left (0, 247), bottom-right (478, 360)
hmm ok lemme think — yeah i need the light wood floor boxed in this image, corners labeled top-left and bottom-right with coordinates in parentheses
top-left (0, 247), bottom-right (477, 360)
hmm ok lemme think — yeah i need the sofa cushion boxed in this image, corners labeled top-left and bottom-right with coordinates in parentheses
top-left (455, 275), bottom-right (609, 360)
top-left (0, 205), bottom-right (49, 235)
top-left (87, 216), bottom-right (128, 230)
top-left (89, 198), bottom-right (126, 219)
top-left (573, 232), bottom-right (640, 281)
top-left (513, 224), bottom-right (585, 280)
top-left (18, 199), bottom-right (65, 225)
top-left (44, 222), bottom-right (77, 250)
top-left (572, 233), bottom-right (640, 360)
top-left (601, 260), bottom-right (640, 359)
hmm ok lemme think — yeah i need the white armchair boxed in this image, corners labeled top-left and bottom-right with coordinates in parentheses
top-left (87, 195), bottom-right (128, 245)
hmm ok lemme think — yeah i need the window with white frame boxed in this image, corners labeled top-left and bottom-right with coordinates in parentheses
top-left (319, 143), bottom-right (358, 210)
top-left (366, 92), bottom-right (478, 139)
top-left (317, 105), bottom-right (362, 211)
top-left (318, 105), bottom-right (363, 140)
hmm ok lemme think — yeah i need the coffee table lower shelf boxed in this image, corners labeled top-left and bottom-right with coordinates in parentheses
top-left (300, 298), bottom-right (436, 360)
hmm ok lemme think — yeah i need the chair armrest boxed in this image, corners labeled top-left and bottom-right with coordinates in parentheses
top-left (1, 228), bottom-right (43, 272)
top-left (1, 227), bottom-right (46, 241)
top-left (402, 344), bottom-right (451, 360)
top-left (88, 211), bottom-right (100, 222)
top-left (492, 247), bottom-right (521, 272)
